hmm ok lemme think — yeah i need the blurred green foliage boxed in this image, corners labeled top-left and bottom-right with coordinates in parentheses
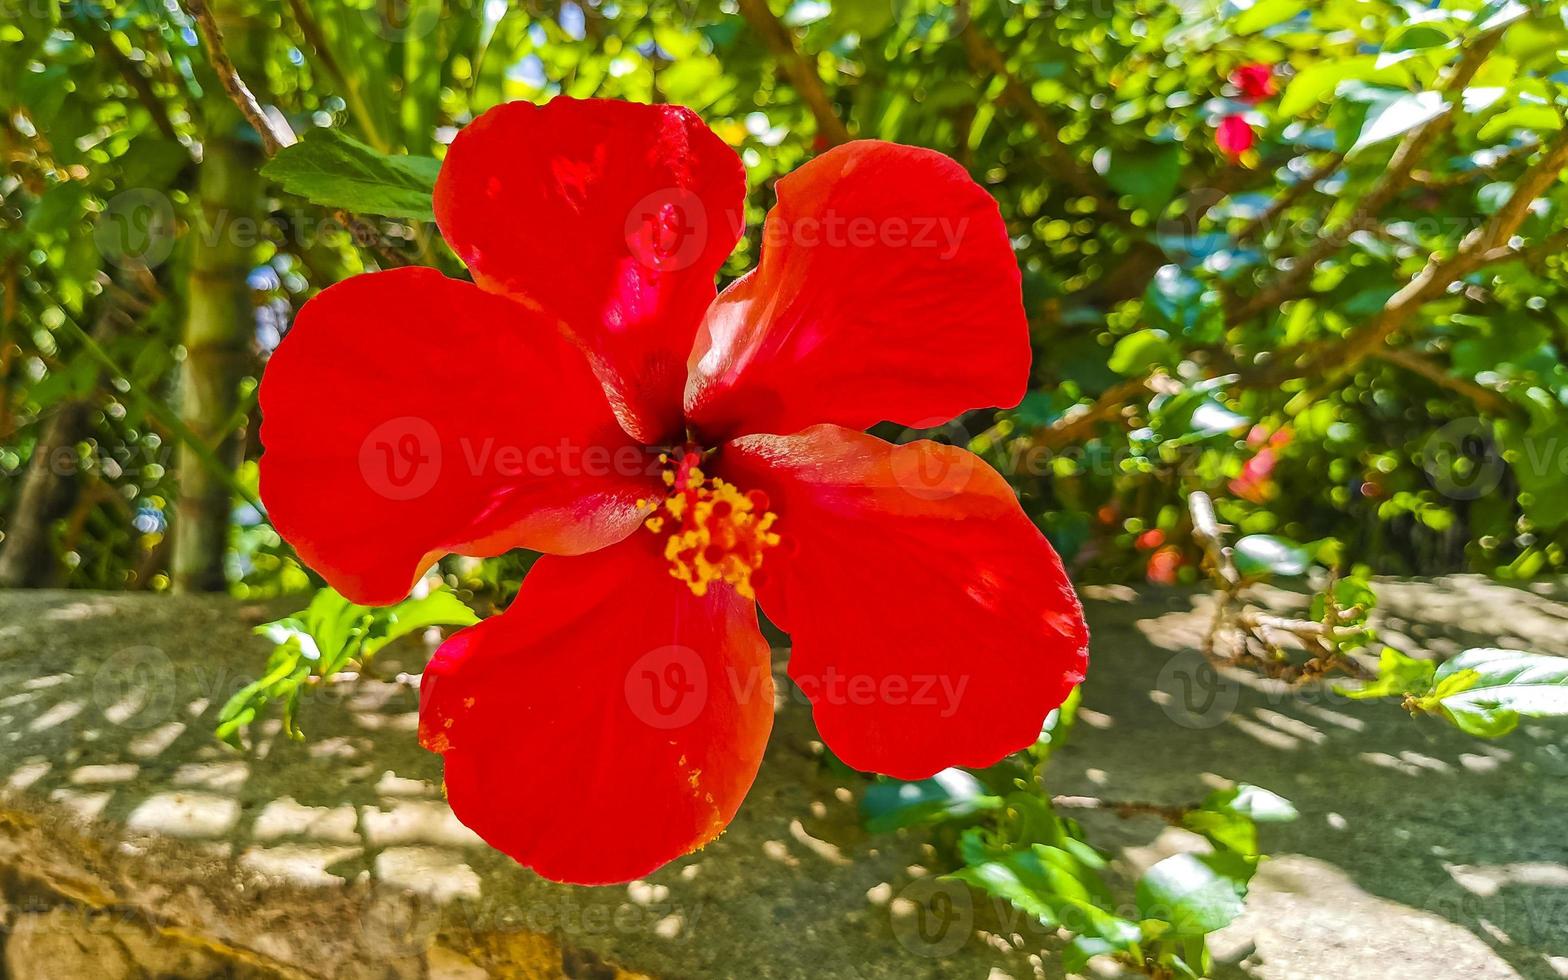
top-left (5, 0), bottom-right (1568, 599)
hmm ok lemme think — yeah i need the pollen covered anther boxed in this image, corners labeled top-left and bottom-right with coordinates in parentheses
top-left (643, 451), bottom-right (780, 599)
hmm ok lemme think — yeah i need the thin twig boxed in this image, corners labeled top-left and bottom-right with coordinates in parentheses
top-left (1372, 347), bottom-right (1517, 417)
top-left (1033, 376), bottom-right (1151, 449)
top-left (1189, 490), bottom-right (1238, 588)
top-left (1249, 125), bottom-right (1568, 385)
top-left (188, 0), bottom-right (408, 268)
top-left (1228, 29), bottom-right (1508, 324)
top-left (1232, 152), bottom-right (1346, 246)
top-left (736, 0), bottom-right (852, 146)
top-left (185, 0), bottom-right (295, 156)
top-left (47, 292), bottom-right (265, 516)
top-left (959, 21), bottom-right (1128, 223)
top-left (1051, 795), bottom-right (1193, 822)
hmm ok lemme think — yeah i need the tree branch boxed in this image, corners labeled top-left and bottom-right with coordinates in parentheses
top-left (1231, 151), bottom-right (1345, 246)
top-left (1250, 126), bottom-right (1568, 385)
top-left (1032, 376), bottom-right (1151, 449)
top-left (959, 22), bottom-right (1129, 224)
top-left (1371, 348), bottom-right (1516, 417)
top-left (1228, 29), bottom-right (1507, 324)
top-left (187, 0), bottom-right (412, 268)
top-left (1051, 795), bottom-right (1193, 822)
top-left (185, 0), bottom-right (295, 156)
top-left (736, 0), bottom-right (852, 146)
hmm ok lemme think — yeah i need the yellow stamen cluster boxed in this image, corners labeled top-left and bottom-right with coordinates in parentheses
top-left (639, 452), bottom-right (780, 599)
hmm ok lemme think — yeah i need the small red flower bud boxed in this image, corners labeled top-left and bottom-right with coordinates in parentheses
top-left (1147, 545), bottom-right (1184, 585)
top-left (1230, 63), bottom-right (1277, 103)
top-left (1216, 115), bottom-right (1255, 161)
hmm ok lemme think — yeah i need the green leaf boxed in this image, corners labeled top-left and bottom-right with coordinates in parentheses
top-left (1478, 103), bottom-right (1562, 142)
top-left (1232, 534), bottom-right (1311, 578)
top-left (954, 842), bottom-right (1139, 946)
top-left (1495, 415), bottom-right (1568, 531)
top-left (1102, 143), bottom-right (1183, 214)
top-left (1136, 851), bottom-right (1251, 937)
top-left (215, 640), bottom-right (306, 746)
top-left (1379, 22), bottom-right (1455, 62)
top-left (1143, 266), bottom-right (1223, 343)
top-left (1233, 0), bottom-right (1305, 34)
top-left (1426, 648), bottom-right (1568, 737)
top-left (1351, 90), bottom-right (1446, 153)
top-left (1477, 0), bottom-right (1529, 31)
top-left (1343, 647), bottom-right (1436, 701)
top-left (261, 128), bottom-right (441, 220)
top-left (1279, 58), bottom-right (1374, 116)
top-left (1211, 784), bottom-right (1298, 823)
top-left (293, 587), bottom-right (368, 665)
top-left (831, 0), bottom-right (895, 38)
top-left (228, 586), bottom-right (475, 745)
top-left (1184, 784), bottom-right (1297, 857)
top-left (360, 589), bottom-right (480, 660)
top-left (1109, 329), bottom-right (1177, 376)
top-left (1387, 23), bottom-right (1452, 52)
top-left (1063, 936), bottom-right (1121, 974)
top-left (862, 769), bottom-right (1002, 833)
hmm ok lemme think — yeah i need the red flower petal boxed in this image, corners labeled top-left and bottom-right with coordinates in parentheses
top-left (1230, 63), bottom-right (1277, 102)
top-left (685, 141), bottom-right (1028, 441)
top-left (419, 533), bottom-right (774, 884)
top-left (1216, 115), bottom-right (1255, 161)
top-left (721, 425), bottom-right (1086, 779)
top-left (258, 268), bottom-right (659, 606)
top-left (435, 98), bottom-right (746, 443)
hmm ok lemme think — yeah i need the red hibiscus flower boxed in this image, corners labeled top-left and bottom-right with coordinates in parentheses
top-left (257, 98), bottom-right (1088, 885)
top-left (1231, 425), bottom-right (1292, 502)
top-left (1229, 447), bottom-right (1278, 503)
top-left (1230, 62), bottom-right (1276, 103)
top-left (1216, 114), bottom-right (1255, 161)
top-left (1146, 545), bottom-right (1184, 585)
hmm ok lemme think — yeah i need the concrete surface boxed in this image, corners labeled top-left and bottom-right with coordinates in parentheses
top-left (0, 575), bottom-right (1561, 978)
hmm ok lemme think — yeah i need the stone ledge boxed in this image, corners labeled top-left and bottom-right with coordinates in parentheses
top-left (0, 577), bottom-right (1562, 978)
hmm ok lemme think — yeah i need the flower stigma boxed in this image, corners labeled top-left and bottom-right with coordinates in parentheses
top-left (639, 451), bottom-right (780, 599)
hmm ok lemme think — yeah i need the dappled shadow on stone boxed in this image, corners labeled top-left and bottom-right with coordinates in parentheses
top-left (0, 579), bottom-right (1562, 978)
top-left (0, 590), bottom-right (1054, 978)
top-left (1056, 575), bottom-right (1568, 980)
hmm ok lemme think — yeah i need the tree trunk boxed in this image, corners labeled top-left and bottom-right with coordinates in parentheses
top-left (0, 400), bottom-right (93, 587)
top-left (171, 2), bottom-right (262, 593)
